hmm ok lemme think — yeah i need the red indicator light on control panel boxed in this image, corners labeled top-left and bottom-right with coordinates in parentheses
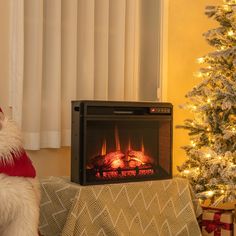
top-left (150, 107), bottom-right (158, 113)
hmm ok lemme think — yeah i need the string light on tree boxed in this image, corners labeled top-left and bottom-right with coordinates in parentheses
top-left (191, 140), bottom-right (196, 147)
top-left (183, 169), bottom-right (190, 175)
top-left (206, 191), bottom-right (215, 198)
top-left (220, 45), bottom-right (226, 50)
top-left (194, 71), bottom-right (203, 78)
top-left (197, 57), bottom-right (205, 64)
top-left (205, 153), bottom-right (211, 158)
top-left (223, 4), bottom-right (229, 9)
top-left (227, 30), bottom-right (234, 36)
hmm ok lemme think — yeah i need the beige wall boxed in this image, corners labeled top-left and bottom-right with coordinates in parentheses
top-left (168, 0), bottom-right (220, 174)
top-left (0, 0), bottom-right (221, 177)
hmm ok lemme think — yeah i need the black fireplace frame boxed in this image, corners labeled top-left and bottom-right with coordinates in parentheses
top-left (71, 100), bottom-right (173, 185)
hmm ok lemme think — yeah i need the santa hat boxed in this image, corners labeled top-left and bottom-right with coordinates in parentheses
top-left (0, 108), bottom-right (36, 178)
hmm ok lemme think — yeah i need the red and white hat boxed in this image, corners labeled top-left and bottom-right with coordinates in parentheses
top-left (0, 108), bottom-right (36, 178)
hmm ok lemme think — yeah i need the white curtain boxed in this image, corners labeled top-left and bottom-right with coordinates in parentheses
top-left (9, 0), bottom-right (160, 150)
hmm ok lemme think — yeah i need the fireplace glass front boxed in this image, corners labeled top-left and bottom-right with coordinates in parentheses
top-left (71, 101), bottom-right (172, 185)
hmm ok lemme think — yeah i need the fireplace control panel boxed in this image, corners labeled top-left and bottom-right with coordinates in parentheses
top-left (149, 107), bottom-right (171, 114)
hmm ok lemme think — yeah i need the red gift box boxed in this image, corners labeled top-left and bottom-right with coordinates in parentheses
top-left (202, 208), bottom-right (233, 236)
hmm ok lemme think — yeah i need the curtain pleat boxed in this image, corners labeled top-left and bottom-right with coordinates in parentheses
top-left (61, 0), bottom-right (78, 146)
top-left (77, 0), bottom-right (95, 100)
top-left (22, 0), bottom-right (43, 150)
top-left (108, 0), bottom-right (126, 101)
top-left (124, 0), bottom-right (138, 101)
top-left (10, 0), bottom-right (160, 150)
top-left (139, 0), bottom-right (160, 101)
top-left (41, 0), bottom-right (62, 148)
top-left (94, 0), bottom-right (109, 100)
top-left (9, 0), bottom-right (24, 126)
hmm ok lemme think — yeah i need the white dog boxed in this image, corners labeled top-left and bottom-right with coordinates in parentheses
top-left (0, 108), bottom-right (40, 236)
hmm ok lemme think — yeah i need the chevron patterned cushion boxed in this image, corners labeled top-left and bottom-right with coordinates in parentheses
top-left (39, 177), bottom-right (202, 236)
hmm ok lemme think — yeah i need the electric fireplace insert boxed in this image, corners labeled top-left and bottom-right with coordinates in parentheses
top-left (71, 101), bottom-right (173, 185)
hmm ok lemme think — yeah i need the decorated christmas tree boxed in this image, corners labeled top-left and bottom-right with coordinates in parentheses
top-left (178, 0), bottom-right (236, 203)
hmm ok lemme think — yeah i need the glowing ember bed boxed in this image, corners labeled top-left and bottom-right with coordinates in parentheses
top-left (71, 101), bottom-right (173, 185)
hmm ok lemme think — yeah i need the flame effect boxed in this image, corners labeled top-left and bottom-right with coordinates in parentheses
top-left (101, 138), bottom-right (106, 156)
top-left (128, 138), bottom-right (131, 151)
top-left (87, 126), bottom-right (154, 179)
top-left (115, 126), bottom-right (121, 151)
top-left (141, 137), bottom-right (145, 153)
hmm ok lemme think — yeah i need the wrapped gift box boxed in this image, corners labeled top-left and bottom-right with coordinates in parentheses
top-left (202, 208), bottom-right (233, 236)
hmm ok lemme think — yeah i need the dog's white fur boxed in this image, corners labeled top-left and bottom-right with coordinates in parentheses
top-left (0, 113), bottom-right (40, 236)
top-left (0, 116), bottom-right (23, 165)
top-left (0, 174), bottom-right (40, 236)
